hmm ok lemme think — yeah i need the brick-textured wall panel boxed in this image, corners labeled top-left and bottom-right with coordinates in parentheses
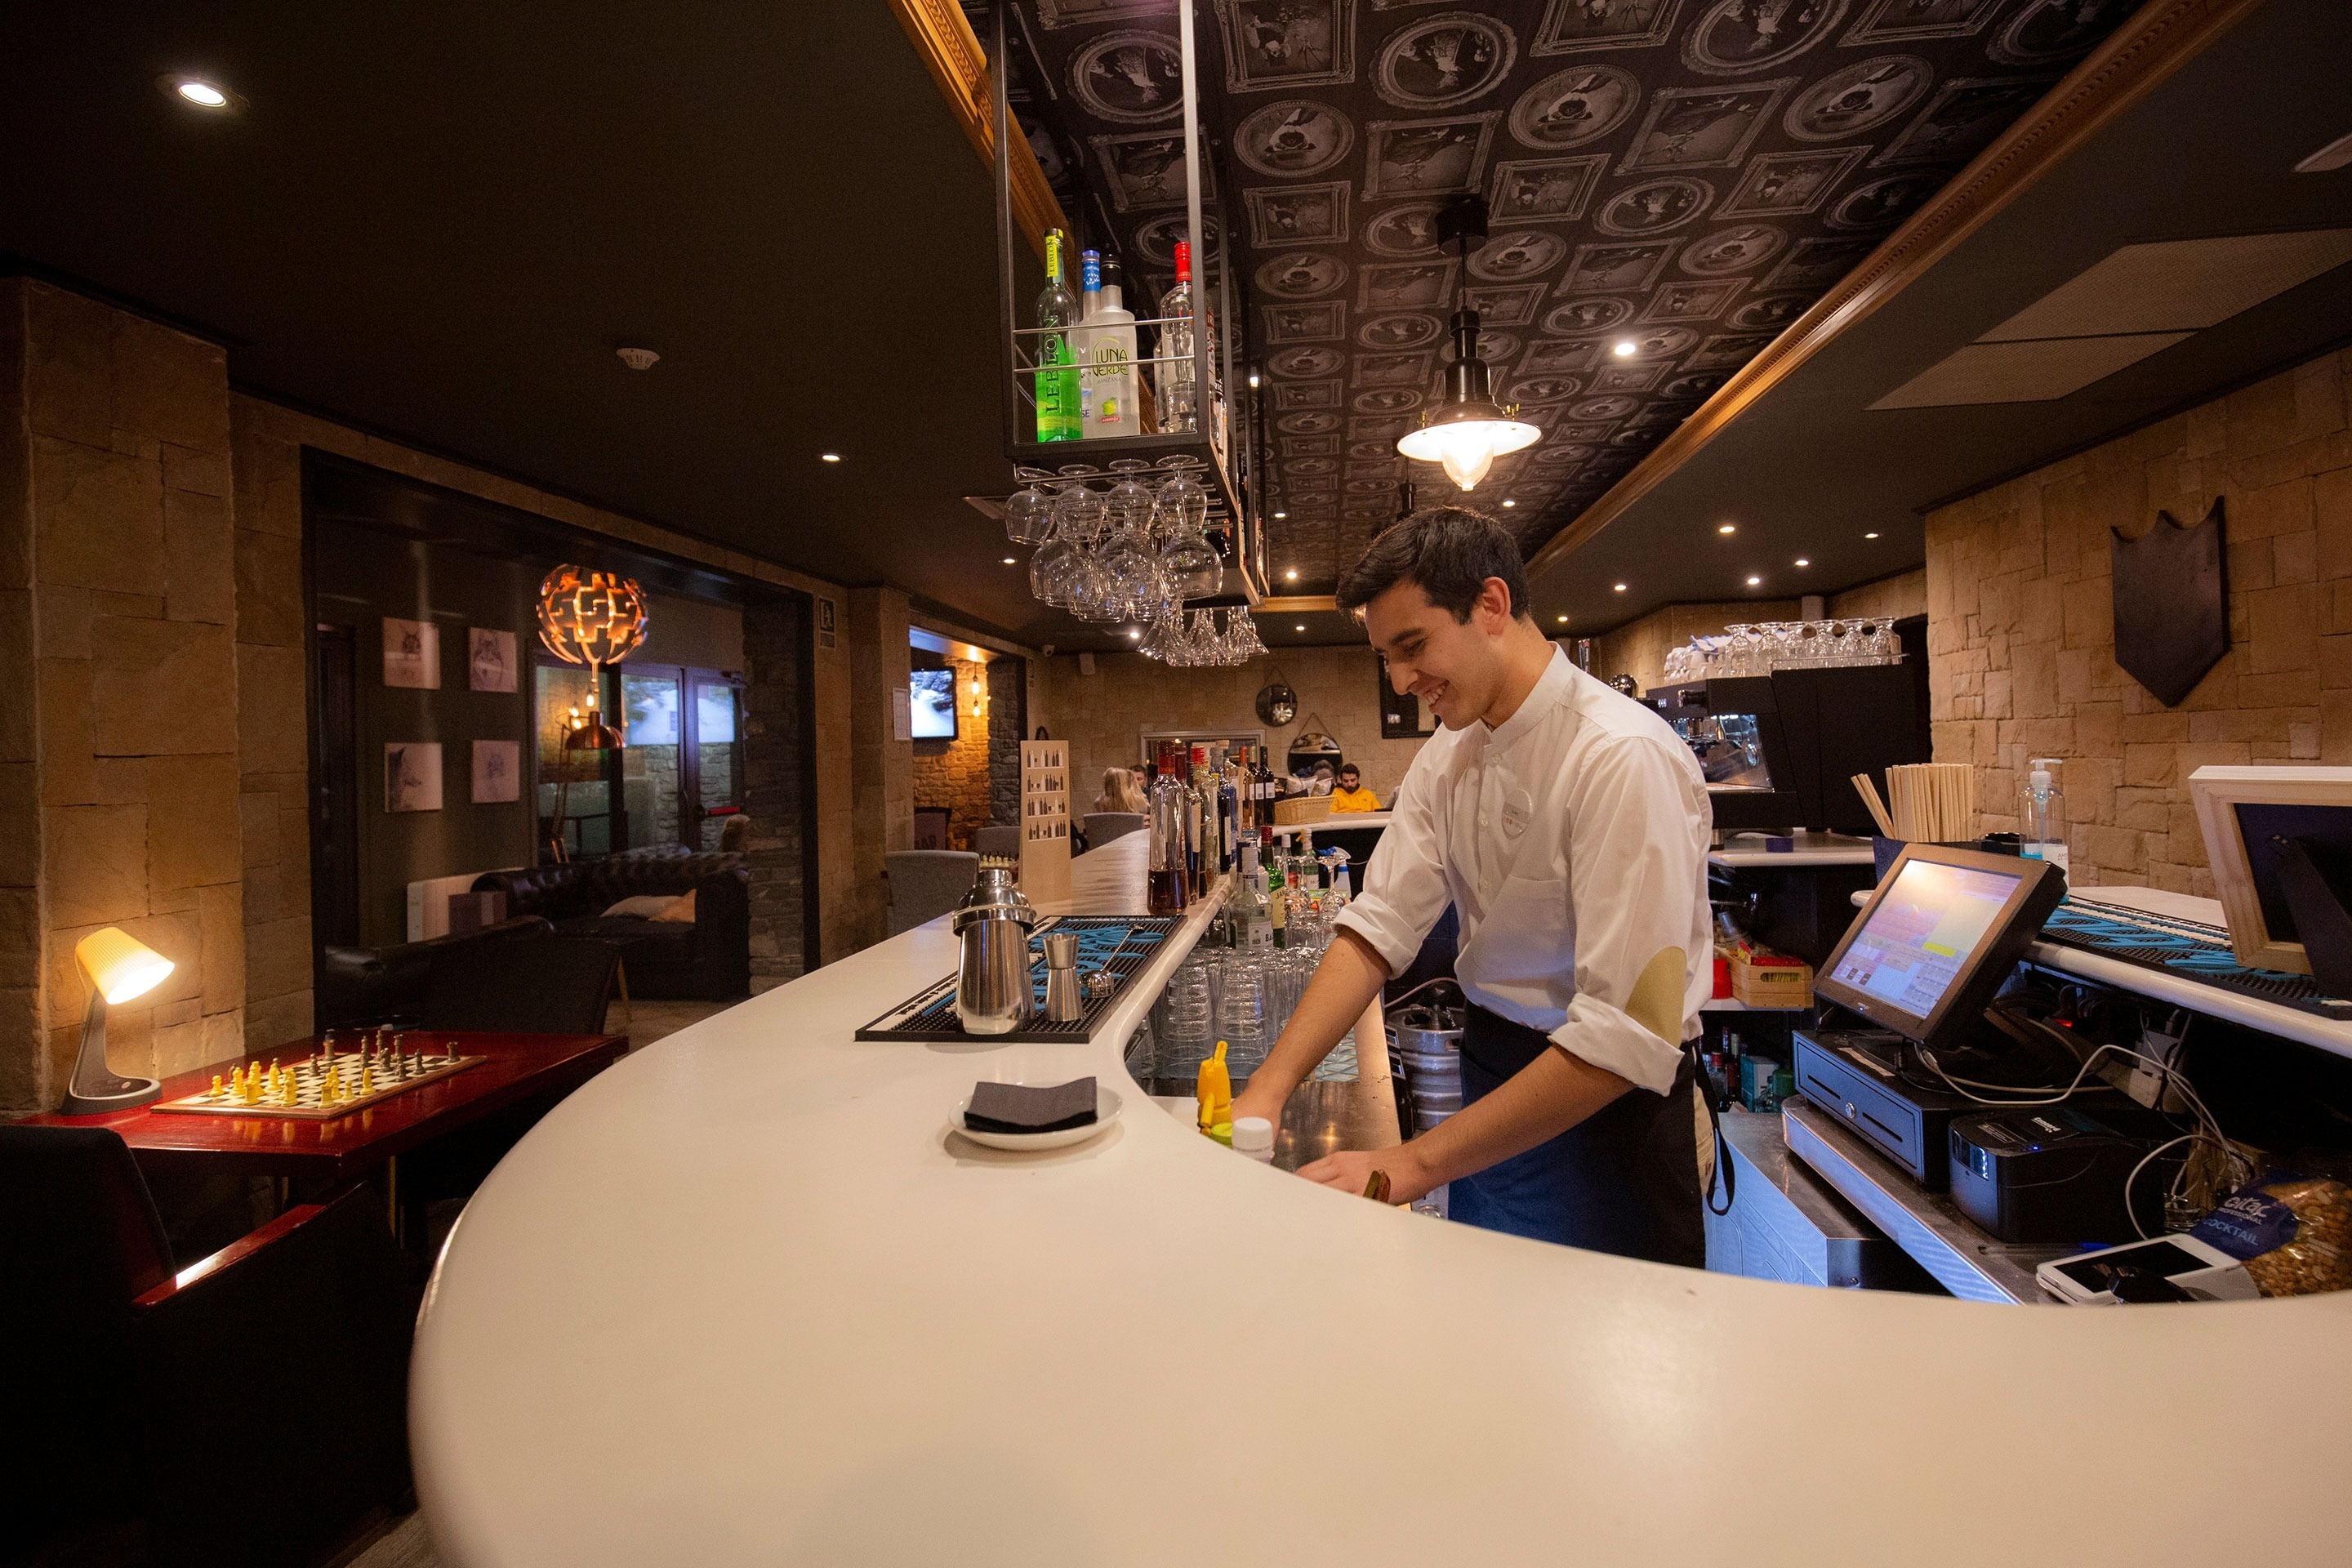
top-left (0, 282), bottom-right (45, 1116)
top-left (911, 658), bottom-right (991, 849)
top-left (743, 595), bottom-right (809, 991)
top-left (1925, 350), bottom-right (2352, 897)
top-left (987, 656), bottom-right (1022, 829)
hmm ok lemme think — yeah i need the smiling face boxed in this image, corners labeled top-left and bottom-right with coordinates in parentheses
top-left (1361, 575), bottom-right (1516, 730)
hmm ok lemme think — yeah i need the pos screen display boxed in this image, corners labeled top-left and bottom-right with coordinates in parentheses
top-left (1815, 844), bottom-right (2065, 1047)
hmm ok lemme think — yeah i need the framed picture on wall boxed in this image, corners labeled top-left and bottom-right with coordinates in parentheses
top-left (383, 617), bottom-right (441, 688)
top-left (469, 628), bottom-right (518, 693)
top-left (472, 740), bottom-right (520, 803)
top-left (1378, 655), bottom-right (1432, 737)
top-left (385, 742), bottom-right (443, 813)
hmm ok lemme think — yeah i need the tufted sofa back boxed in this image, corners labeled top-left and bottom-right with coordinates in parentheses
top-left (482, 852), bottom-right (746, 922)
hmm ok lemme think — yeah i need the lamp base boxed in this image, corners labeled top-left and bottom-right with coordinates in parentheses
top-left (60, 989), bottom-right (159, 1116)
top-left (61, 1075), bottom-right (161, 1116)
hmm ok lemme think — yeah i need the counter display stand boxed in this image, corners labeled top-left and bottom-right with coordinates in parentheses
top-left (1019, 741), bottom-right (1071, 905)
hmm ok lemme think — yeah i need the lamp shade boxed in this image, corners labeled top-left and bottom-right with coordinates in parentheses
top-left (537, 565), bottom-right (648, 669)
top-left (75, 928), bottom-right (174, 1005)
top-left (1395, 310), bottom-right (1539, 492)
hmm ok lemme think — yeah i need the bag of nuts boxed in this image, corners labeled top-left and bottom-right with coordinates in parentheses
top-left (2189, 1174), bottom-right (2352, 1297)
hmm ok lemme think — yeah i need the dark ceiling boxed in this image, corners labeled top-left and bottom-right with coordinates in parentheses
top-left (1526, 0), bottom-right (2352, 635)
top-left (996, 0), bottom-right (2145, 598)
top-left (0, 2), bottom-right (1062, 640)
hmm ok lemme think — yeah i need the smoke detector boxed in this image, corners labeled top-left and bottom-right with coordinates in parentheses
top-left (616, 346), bottom-right (661, 371)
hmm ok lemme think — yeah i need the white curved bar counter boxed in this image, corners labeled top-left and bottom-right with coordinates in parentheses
top-left (410, 833), bottom-right (2352, 1566)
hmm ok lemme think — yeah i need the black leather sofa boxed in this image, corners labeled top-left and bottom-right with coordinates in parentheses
top-left (318, 915), bottom-right (553, 1030)
top-left (471, 850), bottom-right (751, 1000)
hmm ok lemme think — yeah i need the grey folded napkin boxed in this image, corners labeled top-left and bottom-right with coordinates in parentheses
top-left (965, 1077), bottom-right (1097, 1134)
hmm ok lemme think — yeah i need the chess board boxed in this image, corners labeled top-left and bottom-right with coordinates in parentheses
top-left (155, 1047), bottom-right (484, 1120)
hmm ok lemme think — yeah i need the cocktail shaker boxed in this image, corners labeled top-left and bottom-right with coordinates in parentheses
top-left (951, 862), bottom-right (1040, 1036)
top-left (1042, 929), bottom-right (1085, 1022)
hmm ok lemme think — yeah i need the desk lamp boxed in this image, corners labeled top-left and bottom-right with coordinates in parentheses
top-left (60, 928), bottom-right (175, 1115)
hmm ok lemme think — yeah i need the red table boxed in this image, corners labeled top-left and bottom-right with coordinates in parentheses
top-left (23, 1031), bottom-right (626, 1229)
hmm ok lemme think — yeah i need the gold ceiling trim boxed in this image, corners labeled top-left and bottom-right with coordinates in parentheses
top-left (1525, 0), bottom-right (2270, 582)
top-left (1258, 595), bottom-right (1341, 616)
top-left (885, 0), bottom-right (1070, 263)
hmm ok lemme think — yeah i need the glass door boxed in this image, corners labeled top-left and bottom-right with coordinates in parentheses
top-left (621, 666), bottom-right (684, 849)
top-left (686, 670), bottom-right (745, 849)
top-left (536, 660), bottom-right (621, 860)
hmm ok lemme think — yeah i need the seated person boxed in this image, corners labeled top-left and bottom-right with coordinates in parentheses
top-left (1329, 764), bottom-right (1380, 813)
top-left (1094, 766), bottom-right (1147, 815)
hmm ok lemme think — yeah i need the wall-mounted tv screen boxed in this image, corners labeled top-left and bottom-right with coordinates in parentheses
top-left (910, 668), bottom-right (957, 740)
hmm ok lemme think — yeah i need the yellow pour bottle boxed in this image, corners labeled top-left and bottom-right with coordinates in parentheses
top-left (1196, 1040), bottom-right (1233, 1146)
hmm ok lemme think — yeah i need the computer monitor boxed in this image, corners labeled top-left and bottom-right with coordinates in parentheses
top-left (1815, 843), bottom-right (2068, 1048)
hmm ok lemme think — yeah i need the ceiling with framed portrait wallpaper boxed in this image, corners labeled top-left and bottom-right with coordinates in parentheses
top-left (976, 0), bottom-right (2141, 596)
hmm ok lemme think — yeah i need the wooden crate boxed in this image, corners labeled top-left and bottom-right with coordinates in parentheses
top-left (1018, 740), bottom-right (1071, 903)
top-left (1730, 951), bottom-right (1813, 1009)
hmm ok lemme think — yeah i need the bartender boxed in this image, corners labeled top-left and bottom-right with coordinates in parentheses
top-left (1229, 508), bottom-right (1716, 1263)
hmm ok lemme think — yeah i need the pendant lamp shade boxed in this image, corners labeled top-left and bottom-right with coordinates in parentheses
top-left (1396, 309), bottom-right (1539, 491)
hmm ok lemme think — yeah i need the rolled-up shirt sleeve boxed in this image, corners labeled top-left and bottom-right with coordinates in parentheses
top-left (1331, 756), bottom-right (1450, 980)
top-left (1548, 734), bottom-right (1709, 1097)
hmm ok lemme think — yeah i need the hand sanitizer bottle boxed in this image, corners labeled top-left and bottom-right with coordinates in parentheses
top-left (2020, 758), bottom-right (2069, 880)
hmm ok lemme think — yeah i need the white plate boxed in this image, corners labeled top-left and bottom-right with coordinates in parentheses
top-left (951, 1084), bottom-right (1123, 1151)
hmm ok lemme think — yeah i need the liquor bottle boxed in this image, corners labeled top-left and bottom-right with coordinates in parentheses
top-left (1147, 745), bottom-right (1189, 915)
top-left (1182, 754), bottom-right (1207, 899)
top-left (1034, 229), bottom-right (1080, 443)
top-left (1074, 252), bottom-right (1139, 438)
top-left (1220, 757), bottom-right (1241, 869)
top-left (1157, 240), bottom-right (1198, 434)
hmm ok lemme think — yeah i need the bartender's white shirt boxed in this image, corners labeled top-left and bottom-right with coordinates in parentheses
top-left (1334, 647), bottom-right (1713, 1095)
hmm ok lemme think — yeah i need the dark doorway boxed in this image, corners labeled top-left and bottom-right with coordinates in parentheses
top-left (310, 622), bottom-right (361, 951)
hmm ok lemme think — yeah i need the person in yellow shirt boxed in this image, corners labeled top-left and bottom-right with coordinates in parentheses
top-left (1328, 763), bottom-right (1380, 813)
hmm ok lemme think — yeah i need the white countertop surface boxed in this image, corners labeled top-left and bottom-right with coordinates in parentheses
top-left (410, 835), bottom-right (2352, 1566)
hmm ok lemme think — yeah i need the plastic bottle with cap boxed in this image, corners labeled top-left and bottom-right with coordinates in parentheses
top-left (1232, 1116), bottom-right (1275, 1163)
top-left (1196, 1040), bottom-right (1233, 1146)
top-left (2020, 757), bottom-right (2069, 879)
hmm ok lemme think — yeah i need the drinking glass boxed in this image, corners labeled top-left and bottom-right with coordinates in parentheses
top-left (1105, 459), bottom-right (1154, 535)
top-left (1005, 467), bottom-right (1055, 545)
top-left (1054, 467), bottom-right (1106, 543)
top-left (1159, 525), bottom-right (1223, 604)
top-left (1214, 951), bottom-right (1270, 1080)
top-left (1031, 519), bottom-right (1080, 608)
top-left (1154, 457), bottom-right (1209, 544)
top-left (1722, 624), bottom-right (1757, 677)
top-left (1153, 954), bottom-right (1215, 1081)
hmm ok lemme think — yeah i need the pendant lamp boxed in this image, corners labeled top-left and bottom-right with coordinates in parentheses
top-left (537, 564), bottom-right (649, 750)
top-left (1395, 195), bottom-right (1539, 492)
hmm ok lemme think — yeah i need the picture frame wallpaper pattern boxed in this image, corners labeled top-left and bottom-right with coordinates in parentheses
top-left (975, 0), bottom-right (2141, 590)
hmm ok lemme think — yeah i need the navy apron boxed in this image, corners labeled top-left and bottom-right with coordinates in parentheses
top-left (1448, 1003), bottom-right (1708, 1266)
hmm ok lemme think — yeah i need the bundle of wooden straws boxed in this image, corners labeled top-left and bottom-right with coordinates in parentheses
top-left (1851, 763), bottom-right (1976, 843)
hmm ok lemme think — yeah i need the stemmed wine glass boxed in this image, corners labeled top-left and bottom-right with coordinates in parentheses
top-left (1004, 467), bottom-right (1055, 546)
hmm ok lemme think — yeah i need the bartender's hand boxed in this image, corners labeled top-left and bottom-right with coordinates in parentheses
top-left (1229, 1080), bottom-right (1289, 1132)
top-left (1298, 1145), bottom-right (1435, 1206)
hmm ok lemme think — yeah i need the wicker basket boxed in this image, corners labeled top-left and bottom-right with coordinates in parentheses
top-left (1272, 795), bottom-right (1333, 826)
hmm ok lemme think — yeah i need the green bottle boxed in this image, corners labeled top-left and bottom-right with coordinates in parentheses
top-left (1035, 229), bottom-right (1080, 442)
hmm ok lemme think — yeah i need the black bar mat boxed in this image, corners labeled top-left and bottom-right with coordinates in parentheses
top-left (2036, 899), bottom-right (2352, 1021)
top-left (855, 915), bottom-right (1182, 1042)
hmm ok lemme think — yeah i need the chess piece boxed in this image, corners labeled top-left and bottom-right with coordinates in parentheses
top-left (210, 1074), bottom-right (224, 1097)
top-left (359, 1059), bottom-right (372, 1096)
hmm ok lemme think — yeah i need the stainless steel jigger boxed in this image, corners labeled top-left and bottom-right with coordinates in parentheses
top-left (1042, 929), bottom-right (1085, 1022)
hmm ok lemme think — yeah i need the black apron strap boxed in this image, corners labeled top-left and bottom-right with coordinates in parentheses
top-left (1687, 1039), bottom-right (1735, 1216)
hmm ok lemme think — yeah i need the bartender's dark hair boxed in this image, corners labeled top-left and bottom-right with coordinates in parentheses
top-left (1335, 506), bottom-right (1530, 622)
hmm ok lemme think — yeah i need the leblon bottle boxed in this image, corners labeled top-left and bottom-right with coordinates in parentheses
top-left (1147, 746), bottom-right (1190, 915)
top-left (1033, 229), bottom-right (1080, 443)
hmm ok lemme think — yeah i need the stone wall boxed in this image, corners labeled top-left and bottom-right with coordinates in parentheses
top-left (987, 656), bottom-right (1023, 828)
top-left (228, 406), bottom-right (314, 1047)
top-left (742, 595), bottom-right (808, 990)
top-left (0, 279), bottom-right (247, 1116)
top-left (1923, 349), bottom-right (2352, 895)
top-left (1830, 568), bottom-right (1928, 626)
top-left (846, 586), bottom-right (911, 951)
top-left (912, 657), bottom-right (991, 849)
top-left (0, 285), bottom-right (43, 1113)
top-left (1035, 644), bottom-right (1428, 813)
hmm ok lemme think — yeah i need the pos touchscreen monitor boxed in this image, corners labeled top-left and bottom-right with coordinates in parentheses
top-left (1815, 844), bottom-right (2067, 1048)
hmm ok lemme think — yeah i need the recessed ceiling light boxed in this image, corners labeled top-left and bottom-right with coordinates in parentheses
top-left (1294, 623), bottom-right (1307, 632)
top-left (1612, 340), bottom-right (1637, 358)
top-left (1273, 510), bottom-right (1286, 519)
top-left (1500, 499), bottom-right (1516, 507)
top-left (1794, 557), bottom-right (1810, 567)
top-left (1747, 575), bottom-right (1762, 586)
top-left (1002, 556), bottom-right (1016, 564)
top-left (1285, 568), bottom-right (1298, 581)
top-left (1717, 523), bottom-right (1736, 534)
top-left (820, 452), bottom-right (841, 462)
top-left (1864, 531), bottom-right (1880, 539)
top-left (1249, 370), bottom-right (1262, 389)
top-left (1127, 628), bottom-right (1141, 639)
top-left (1613, 582), bottom-right (1628, 592)
top-left (1556, 614), bottom-right (1568, 624)
top-left (158, 74), bottom-right (244, 114)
